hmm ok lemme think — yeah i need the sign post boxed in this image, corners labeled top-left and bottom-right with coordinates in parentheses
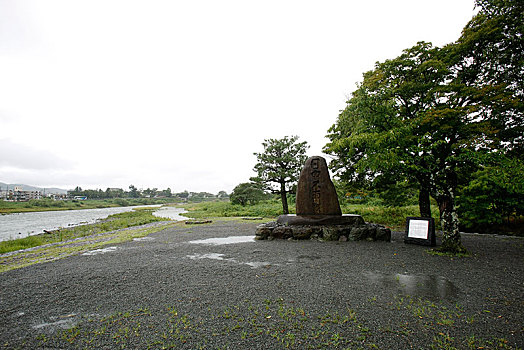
top-left (404, 217), bottom-right (436, 246)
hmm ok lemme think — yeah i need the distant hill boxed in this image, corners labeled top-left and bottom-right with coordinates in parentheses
top-left (0, 182), bottom-right (68, 195)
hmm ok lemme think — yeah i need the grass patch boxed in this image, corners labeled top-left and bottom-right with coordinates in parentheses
top-left (0, 235), bottom-right (47, 254)
top-left (426, 249), bottom-right (471, 258)
top-left (182, 200), bottom-right (290, 219)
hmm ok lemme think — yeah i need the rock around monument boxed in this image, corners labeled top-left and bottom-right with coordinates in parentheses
top-left (255, 156), bottom-right (391, 242)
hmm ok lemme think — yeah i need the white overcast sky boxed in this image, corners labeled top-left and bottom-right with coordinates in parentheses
top-left (0, 0), bottom-right (476, 193)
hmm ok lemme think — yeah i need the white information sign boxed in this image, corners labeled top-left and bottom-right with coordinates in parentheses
top-left (407, 219), bottom-right (429, 239)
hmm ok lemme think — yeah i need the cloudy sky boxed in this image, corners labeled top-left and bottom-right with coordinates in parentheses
top-left (0, 0), bottom-right (476, 193)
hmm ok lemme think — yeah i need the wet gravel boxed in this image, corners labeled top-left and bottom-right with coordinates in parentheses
top-left (0, 219), bottom-right (523, 349)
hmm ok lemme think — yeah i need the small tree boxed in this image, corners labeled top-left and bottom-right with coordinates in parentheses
top-left (161, 188), bottom-right (172, 197)
top-left (252, 136), bottom-right (309, 214)
top-left (230, 182), bottom-right (266, 206)
top-left (128, 185), bottom-right (140, 198)
top-left (217, 190), bottom-right (229, 199)
top-left (176, 191), bottom-right (189, 199)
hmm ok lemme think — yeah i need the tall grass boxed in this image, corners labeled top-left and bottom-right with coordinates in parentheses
top-left (341, 203), bottom-right (440, 229)
top-left (0, 235), bottom-right (47, 254)
top-left (183, 200), bottom-right (291, 219)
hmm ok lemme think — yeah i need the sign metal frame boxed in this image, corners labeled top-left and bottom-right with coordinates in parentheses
top-left (404, 217), bottom-right (436, 246)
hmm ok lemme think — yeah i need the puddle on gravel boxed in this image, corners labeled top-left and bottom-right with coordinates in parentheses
top-left (187, 253), bottom-right (271, 269)
top-left (245, 261), bottom-right (271, 268)
top-left (133, 237), bottom-right (155, 242)
top-left (364, 271), bottom-right (459, 300)
top-left (82, 246), bottom-right (118, 256)
top-left (188, 253), bottom-right (229, 261)
top-left (188, 236), bottom-right (256, 245)
top-left (33, 314), bottom-right (78, 331)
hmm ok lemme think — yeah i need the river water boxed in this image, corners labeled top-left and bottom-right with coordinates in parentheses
top-left (0, 206), bottom-right (188, 242)
top-left (152, 206), bottom-right (189, 221)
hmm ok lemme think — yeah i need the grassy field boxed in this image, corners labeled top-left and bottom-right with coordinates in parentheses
top-left (0, 198), bottom-right (178, 214)
top-left (0, 208), bottom-right (169, 255)
top-left (182, 200), bottom-right (440, 230)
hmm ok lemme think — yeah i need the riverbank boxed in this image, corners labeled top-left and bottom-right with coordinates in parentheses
top-left (0, 220), bottom-right (179, 273)
top-left (0, 208), bottom-right (173, 256)
top-left (0, 219), bottom-right (522, 349)
top-left (0, 198), bottom-right (179, 214)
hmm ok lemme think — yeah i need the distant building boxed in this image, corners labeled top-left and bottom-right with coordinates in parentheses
top-left (2, 187), bottom-right (43, 201)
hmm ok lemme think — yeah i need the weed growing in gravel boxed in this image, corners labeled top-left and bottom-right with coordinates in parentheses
top-left (426, 249), bottom-right (471, 258)
top-left (30, 297), bottom-right (521, 349)
top-left (391, 295), bottom-right (518, 349)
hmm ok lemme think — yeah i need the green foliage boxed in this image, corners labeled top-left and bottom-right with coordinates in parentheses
top-left (68, 184), bottom-right (182, 200)
top-left (324, 41), bottom-right (468, 249)
top-left (252, 136), bottom-right (309, 214)
top-left (229, 182), bottom-right (267, 206)
top-left (324, 1), bottom-right (523, 248)
top-left (458, 156), bottom-right (524, 234)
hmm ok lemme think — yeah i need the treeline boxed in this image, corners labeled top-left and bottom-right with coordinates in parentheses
top-left (68, 185), bottom-right (229, 202)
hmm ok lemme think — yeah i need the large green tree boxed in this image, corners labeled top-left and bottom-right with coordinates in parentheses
top-left (324, 0), bottom-right (522, 252)
top-left (252, 136), bottom-right (309, 214)
top-left (325, 42), bottom-right (446, 219)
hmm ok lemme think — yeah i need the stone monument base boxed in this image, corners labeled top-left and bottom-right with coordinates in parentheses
top-left (256, 215), bottom-right (391, 242)
top-left (276, 214), bottom-right (365, 226)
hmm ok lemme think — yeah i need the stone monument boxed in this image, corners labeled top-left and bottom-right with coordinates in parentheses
top-left (296, 156), bottom-right (341, 216)
top-left (256, 156), bottom-right (391, 241)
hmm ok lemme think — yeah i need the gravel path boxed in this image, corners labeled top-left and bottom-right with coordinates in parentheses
top-left (1, 219), bottom-right (522, 349)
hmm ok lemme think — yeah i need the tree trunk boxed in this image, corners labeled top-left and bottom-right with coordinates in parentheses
top-left (437, 189), bottom-right (465, 253)
top-left (418, 186), bottom-right (431, 218)
top-left (280, 182), bottom-right (289, 214)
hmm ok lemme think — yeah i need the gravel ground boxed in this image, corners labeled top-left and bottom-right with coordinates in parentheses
top-left (0, 219), bottom-right (522, 349)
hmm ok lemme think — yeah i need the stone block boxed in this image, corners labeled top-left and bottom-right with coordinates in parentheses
top-left (292, 226), bottom-right (321, 239)
top-left (272, 226), bottom-right (293, 239)
top-left (255, 224), bottom-right (273, 240)
top-left (375, 226), bottom-right (392, 241)
top-left (322, 226), bottom-right (340, 241)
